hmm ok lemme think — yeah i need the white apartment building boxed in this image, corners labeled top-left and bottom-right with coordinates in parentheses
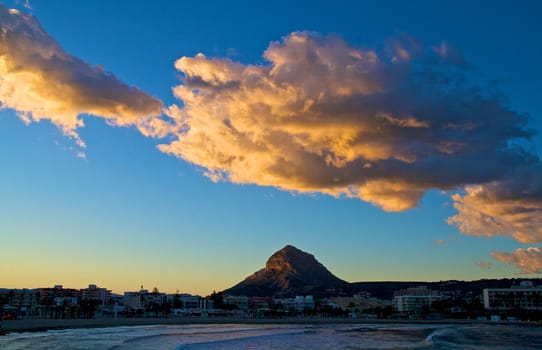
top-left (274, 295), bottom-right (315, 312)
top-left (81, 284), bottom-right (110, 304)
top-left (224, 295), bottom-right (249, 310)
top-left (392, 287), bottom-right (443, 314)
top-left (483, 281), bottom-right (542, 311)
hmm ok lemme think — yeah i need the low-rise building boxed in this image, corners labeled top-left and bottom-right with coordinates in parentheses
top-left (224, 295), bottom-right (249, 310)
top-left (123, 291), bottom-right (145, 309)
top-left (180, 294), bottom-right (202, 310)
top-left (0, 288), bottom-right (38, 316)
top-left (330, 292), bottom-right (388, 311)
top-left (54, 296), bottom-right (78, 306)
top-left (166, 293), bottom-right (211, 313)
top-left (294, 295), bottom-right (314, 312)
top-left (81, 284), bottom-right (111, 304)
top-left (249, 296), bottom-right (271, 310)
top-left (9, 289), bottom-right (37, 310)
top-left (392, 287), bottom-right (444, 314)
top-left (483, 281), bottom-right (542, 312)
top-left (123, 289), bottom-right (167, 309)
top-left (274, 295), bottom-right (315, 313)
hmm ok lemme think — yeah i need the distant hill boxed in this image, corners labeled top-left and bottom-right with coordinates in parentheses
top-left (224, 245), bottom-right (349, 297)
top-left (223, 245), bottom-right (542, 299)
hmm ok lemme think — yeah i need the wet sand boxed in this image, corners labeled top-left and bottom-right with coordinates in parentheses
top-left (1, 317), bottom-right (494, 334)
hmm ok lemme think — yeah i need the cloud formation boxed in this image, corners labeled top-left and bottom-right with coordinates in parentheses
top-left (156, 31), bottom-right (538, 217)
top-left (4, 5), bottom-right (539, 257)
top-left (492, 247), bottom-right (542, 274)
top-left (448, 164), bottom-right (542, 243)
top-left (0, 5), bottom-right (162, 147)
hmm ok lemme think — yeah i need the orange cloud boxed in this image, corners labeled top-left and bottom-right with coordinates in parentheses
top-left (0, 5), bottom-right (162, 148)
top-left (155, 31), bottom-right (536, 214)
top-left (448, 165), bottom-right (542, 243)
top-left (492, 247), bottom-right (542, 274)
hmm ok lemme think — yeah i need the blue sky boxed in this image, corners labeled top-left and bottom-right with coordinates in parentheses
top-left (1, 0), bottom-right (541, 295)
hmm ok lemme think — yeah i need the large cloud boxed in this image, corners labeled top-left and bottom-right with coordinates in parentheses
top-left (0, 5), bottom-right (163, 147)
top-left (448, 164), bottom-right (542, 243)
top-left (157, 31), bottom-right (538, 214)
top-left (492, 247), bottom-right (542, 274)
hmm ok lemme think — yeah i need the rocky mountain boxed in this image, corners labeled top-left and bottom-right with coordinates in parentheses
top-left (223, 245), bottom-right (542, 299)
top-left (224, 245), bottom-right (349, 297)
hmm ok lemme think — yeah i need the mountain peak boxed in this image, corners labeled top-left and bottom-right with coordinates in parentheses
top-left (266, 245), bottom-right (316, 272)
top-left (279, 244), bottom-right (300, 251)
top-left (224, 245), bottom-right (349, 297)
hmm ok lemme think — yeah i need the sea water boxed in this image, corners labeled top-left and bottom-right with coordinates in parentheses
top-left (0, 323), bottom-right (541, 349)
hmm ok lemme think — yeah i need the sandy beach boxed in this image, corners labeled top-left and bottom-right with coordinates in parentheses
top-left (0, 317), bottom-right (364, 333)
top-left (2, 318), bottom-right (540, 350)
top-left (1, 317), bottom-right (503, 334)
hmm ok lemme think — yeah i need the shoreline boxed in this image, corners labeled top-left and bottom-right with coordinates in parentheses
top-left (2, 317), bottom-right (536, 334)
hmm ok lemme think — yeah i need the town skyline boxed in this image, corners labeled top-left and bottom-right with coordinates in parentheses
top-left (1, 0), bottom-right (542, 296)
top-left (3, 253), bottom-right (542, 325)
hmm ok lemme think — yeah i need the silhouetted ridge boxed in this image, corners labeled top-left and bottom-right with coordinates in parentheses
top-left (224, 245), bottom-right (349, 297)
